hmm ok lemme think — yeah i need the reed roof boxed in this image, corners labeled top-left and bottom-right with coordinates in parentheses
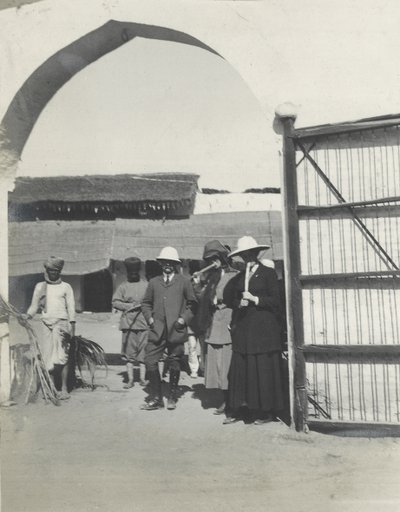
top-left (10, 173), bottom-right (199, 204)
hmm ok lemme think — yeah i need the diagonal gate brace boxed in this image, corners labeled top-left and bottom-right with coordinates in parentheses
top-left (296, 140), bottom-right (399, 271)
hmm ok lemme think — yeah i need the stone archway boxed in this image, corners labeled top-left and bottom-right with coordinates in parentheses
top-left (0, 19), bottom-right (221, 156)
top-left (0, 20), bottom-right (224, 403)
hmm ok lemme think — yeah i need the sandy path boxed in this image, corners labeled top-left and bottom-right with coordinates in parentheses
top-left (2, 365), bottom-right (400, 512)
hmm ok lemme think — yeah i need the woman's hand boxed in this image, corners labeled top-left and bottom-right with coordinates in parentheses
top-left (192, 274), bottom-right (201, 285)
top-left (242, 291), bottom-right (259, 305)
top-left (239, 299), bottom-right (249, 308)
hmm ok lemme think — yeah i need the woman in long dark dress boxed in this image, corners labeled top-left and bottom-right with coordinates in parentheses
top-left (223, 236), bottom-right (284, 425)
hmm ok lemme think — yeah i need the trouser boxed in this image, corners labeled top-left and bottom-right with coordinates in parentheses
top-left (198, 333), bottom-right (207, 373)
top-left (145, 338), bottom-right (184, 400)
top-left (187, 333), bottom-right (199, 375)
top-left (145, 339), bottom-right (184, 373)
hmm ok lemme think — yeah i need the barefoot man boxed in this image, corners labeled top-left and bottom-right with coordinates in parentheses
top-left (25, 256), bottom-right (75, 399)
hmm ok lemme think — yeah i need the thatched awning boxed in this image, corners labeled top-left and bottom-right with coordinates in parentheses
top-left (9, 173), bottom-right (199, 220)
top-left (9, 211), bottom-right (283, 276)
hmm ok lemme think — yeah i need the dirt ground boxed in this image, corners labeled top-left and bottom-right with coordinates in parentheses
top-left (2, 315), bottom-right (400, 512)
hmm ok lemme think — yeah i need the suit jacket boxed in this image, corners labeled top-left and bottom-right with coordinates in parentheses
top-left (141, 273), bottom-right (197, 344)
top-left (223, 264), bottom-right (283, 354)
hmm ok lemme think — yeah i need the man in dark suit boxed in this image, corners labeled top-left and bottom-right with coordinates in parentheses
top-left (140, 247), bottom-right (197, 410)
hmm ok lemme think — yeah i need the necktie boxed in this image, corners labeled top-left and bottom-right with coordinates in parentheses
top-left (165, 275), bottom-right (170, 284)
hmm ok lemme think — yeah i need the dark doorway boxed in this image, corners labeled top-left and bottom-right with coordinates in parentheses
top-left (83, 269), bottom-right (113, 312)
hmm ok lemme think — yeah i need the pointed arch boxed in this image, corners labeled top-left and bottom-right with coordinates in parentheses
top-left (0, 20), bottom-right (221, 156)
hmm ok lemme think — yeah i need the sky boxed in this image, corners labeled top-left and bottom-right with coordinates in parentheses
top-left (17, 37), bottom-right (275, 191)
top-left (9, 0), bottom-right (400, 193)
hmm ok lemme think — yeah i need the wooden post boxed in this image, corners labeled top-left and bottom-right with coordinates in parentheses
top-left (275, 107), bottom-right (308, 431)
top-left (0, 186), bottom-right (11, 404)
top-left (0, 135), bottom-right (18, 405)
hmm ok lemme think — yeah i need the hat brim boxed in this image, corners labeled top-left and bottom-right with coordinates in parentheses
top-left (228, 244), bottom-right (270, 258)
top-left (204, 250), bottom-right (228, 260)
top-left (156, 257), bottom-right (181, 263)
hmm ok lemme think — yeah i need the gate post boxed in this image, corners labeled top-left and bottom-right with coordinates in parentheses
top-left (275, 105), bottom-right (307, 431)
top-left (0, 133), bottom-right (17, 405)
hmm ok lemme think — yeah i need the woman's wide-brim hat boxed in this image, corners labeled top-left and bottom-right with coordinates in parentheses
top-left (228, 236), bottom-right (270, 257)
top-left (156, 246), bottom-right (181, 263)
top-left (44, 256), bottom-right (64, 271)
top-left (203, 240), bottom-right (229, 261)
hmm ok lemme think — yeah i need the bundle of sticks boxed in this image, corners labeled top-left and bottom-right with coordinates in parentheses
top-left (0, 295), bottom-right (60, 405)
top-left (0, 295), bottom-right (107, 404)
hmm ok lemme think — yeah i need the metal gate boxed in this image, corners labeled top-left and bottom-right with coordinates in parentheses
top-left (281, 113), bottom-right (400, 432)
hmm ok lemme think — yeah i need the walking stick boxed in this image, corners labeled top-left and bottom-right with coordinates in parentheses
top-left (240, 262), bottom-right (251, 307)
top-left (244, 262), bottom-right (250, 293)
top-left (191, 260), bottom-right (221, 281)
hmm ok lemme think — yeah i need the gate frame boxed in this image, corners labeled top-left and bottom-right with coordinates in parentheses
top-left (277, 109), bottom-right (400, 432)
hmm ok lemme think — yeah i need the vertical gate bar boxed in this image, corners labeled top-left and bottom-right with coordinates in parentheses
top-left (280, 115), bottom-right (307, 431)
top-left (360, 364), bottom-right (367, 421)
top-left (370, 363), bottom-right (376, 421)
top-left (395, 364), bottom-right (400, 421)
top-left (385, 365), bottom-right (390, 422)
top-left (387, 205), bottom-right (397, 344)
top-left (373, 363), bottom-right (380, 421)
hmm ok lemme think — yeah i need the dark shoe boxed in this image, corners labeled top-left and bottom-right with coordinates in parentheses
top-left (167, 398), bottom-right (177, 410)
top-left (253, 418), bottom-right (273, 425)
top-left (146, 369), bottom-right (162, 400)
top-left (213, 402), bottom-right (226, 415)
top-left (222, 416), bottom-right (240, 425)
top-left (167, 369), bottom-right (180, 409)
top-left (140, 398), bottom-right (164, 410)
top-left (251, 412), bottom-right (274, 425)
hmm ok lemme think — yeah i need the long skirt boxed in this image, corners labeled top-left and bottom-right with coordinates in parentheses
top-left (228, 351), bottom-right (284, 413)
top-left (205, 342), bottom-right (232, 390)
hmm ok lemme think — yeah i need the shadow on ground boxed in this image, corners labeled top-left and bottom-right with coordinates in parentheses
top-left (191, 383), bottom-right (225, 410)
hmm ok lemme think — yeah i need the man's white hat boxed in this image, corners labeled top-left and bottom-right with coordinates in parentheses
top-left (156, 246), bottom-right (181, 263)
top-left (229, 236), bottom-right (270, 257)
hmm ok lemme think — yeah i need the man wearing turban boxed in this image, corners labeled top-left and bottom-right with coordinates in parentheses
top-left (25, 256), bottom-right (76, 399)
